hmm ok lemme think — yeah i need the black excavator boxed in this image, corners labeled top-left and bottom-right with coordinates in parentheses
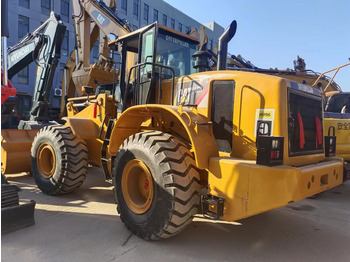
top-left (3, 11), bottom-right (66, 129)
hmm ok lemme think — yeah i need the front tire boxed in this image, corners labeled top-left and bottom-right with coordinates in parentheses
top-left (113, 131), bottom-right (201, 240)
top-left (31, 125), bottom-right (88, 195)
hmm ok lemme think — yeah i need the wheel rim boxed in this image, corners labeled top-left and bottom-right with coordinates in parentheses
top-left (122, 159), bottom-right (154, 214)
top-left (36, 143), bottom-right (56, 178)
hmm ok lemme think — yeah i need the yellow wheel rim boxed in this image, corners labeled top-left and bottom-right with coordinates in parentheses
top-left (36, 143), bottom-right (56, 178)
top-left (122, 159), bottom-right (154, 214)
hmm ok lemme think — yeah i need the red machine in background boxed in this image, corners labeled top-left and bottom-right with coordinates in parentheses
top-left (1, 0), bottom-right (17, 105)
top-left (1, 73), bottom-right (17, 105)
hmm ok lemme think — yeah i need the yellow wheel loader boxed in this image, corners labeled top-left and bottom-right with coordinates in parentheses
top-left (312, 63), bottom-right (350, 181)
top-left (29, 20), bottom-right (343, 240)
top-left (324, 91), bottom-right (350, 181)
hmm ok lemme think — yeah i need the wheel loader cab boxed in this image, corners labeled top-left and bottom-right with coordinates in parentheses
top-left (113, 23), bottom-right (199, 110)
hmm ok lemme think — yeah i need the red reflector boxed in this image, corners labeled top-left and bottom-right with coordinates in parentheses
top-left (93, 103), bottom-right (97, 118)
top-left (270, 150), bottom-right (280, 160)
top-left (271, 151), bottom-right (275, 159)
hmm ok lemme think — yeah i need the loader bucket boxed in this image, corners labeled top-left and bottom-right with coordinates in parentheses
top-left (1, 129), bottom-right (38, 174)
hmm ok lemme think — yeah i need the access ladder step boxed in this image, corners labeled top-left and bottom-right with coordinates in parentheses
top-left (100, 118), bottom-right (115, 180)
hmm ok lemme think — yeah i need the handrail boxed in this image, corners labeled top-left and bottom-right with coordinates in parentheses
top-left (312, 62), bottom-right (350, 92)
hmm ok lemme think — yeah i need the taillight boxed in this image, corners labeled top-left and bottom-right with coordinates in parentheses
top-left (256, 121), bottom-right (284, 166)
top-left (325, 126), bottom-right (336, 157)
top-left (257, 136), bottom-right (284, 166)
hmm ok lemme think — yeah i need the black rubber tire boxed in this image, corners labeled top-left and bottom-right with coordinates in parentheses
top-left (113, 131), bottom-right (201, 240)
top-left (31, 125), bottom-right (88, 195)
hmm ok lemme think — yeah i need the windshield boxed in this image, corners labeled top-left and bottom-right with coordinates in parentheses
top-left (155, 28), bottom-right (197, 77)
top-left (325, 94), bottom-right (350, 113)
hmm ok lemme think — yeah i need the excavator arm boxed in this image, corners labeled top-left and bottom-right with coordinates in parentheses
top-left (7, 34), bottom-right (45, 80)
top-left (59, 0), bottom-right (131, 117)
top-left (73, 0), bottom-right (130, 70)
top-left (1, 10), bottom-right (67, 175)
top-left (5, 12), bottom-right (66, 127)
top-left (29, 12), bottom-right (66, 124)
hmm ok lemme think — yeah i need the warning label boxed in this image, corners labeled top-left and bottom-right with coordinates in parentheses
top-left (254, 109), bottom-right (275, 137)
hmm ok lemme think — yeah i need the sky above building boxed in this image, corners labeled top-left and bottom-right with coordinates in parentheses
top-left (165, 0), bottom-right (350, 91)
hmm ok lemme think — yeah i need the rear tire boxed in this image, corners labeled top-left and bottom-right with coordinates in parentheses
top-left (113, 131), bottom-right (200, 240)
top-left (31, 125), bottom-right (88, 195)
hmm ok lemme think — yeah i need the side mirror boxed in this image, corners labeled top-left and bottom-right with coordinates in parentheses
top-left (146, 70), bottom-right (152, 79)
top-left (114, 85), bottom-right (121, 103)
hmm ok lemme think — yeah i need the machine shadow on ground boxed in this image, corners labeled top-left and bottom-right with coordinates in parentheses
top-left (2, 168), bottom-right (350, 262)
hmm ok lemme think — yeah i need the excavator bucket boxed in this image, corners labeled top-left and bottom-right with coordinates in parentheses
top-left (72, 66), bottom-right (116, 96)
top-left (1, 129), bottom-right (38, 174)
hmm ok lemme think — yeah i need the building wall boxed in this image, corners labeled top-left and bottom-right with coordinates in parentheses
top-left (6, 0), bottom-right (224, 108)
top-left (8, 0), bottom-right (75, 109)
top-left (115, 0), bottom-right (224, 49)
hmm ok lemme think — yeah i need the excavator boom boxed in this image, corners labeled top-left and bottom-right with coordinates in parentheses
top-left (60, 0), bottom-right (131, 117)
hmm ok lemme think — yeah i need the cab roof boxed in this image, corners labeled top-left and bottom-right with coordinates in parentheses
top-left (115, 22), bottom-right (199, 45)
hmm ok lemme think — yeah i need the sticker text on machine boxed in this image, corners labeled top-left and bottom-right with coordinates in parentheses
top-left (254, 109), bottom-right (275, 137)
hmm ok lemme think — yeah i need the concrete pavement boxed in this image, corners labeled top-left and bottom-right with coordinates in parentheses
top-left (2, 167), bottom-right (350, 262)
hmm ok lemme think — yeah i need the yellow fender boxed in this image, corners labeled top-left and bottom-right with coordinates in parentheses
top-left (109, 105), bottom-right (219, 169)
top-left (62, 117), bottom-right (100, 140)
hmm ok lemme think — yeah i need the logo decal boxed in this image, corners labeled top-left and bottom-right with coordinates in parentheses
top-left (91, 10), bottom-right (110, 28)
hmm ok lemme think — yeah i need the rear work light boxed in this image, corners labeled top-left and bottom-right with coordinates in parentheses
top-left (325, 126), bottom-right (336, 157)
top-left (256, 121), bottom-right (284, 166)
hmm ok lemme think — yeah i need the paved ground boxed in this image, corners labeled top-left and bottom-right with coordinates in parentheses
top-left (2, 167), bottom-right (350, 262)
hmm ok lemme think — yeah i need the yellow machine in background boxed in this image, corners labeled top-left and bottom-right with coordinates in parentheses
top-left (28, 20), bottom-right (343, 240)
top-left (324, 109), bottom-right (350, 180)
top-left (315, 63), bottom-right (350, 181)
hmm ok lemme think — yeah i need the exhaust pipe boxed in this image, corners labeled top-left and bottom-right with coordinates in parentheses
top-left (217, 20), bottom-right (237, 71)
top-left (1, 0), bottom-right (10, 86)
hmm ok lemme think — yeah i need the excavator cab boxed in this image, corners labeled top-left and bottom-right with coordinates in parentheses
top-left (111, 23), bottom-right (199, 110)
